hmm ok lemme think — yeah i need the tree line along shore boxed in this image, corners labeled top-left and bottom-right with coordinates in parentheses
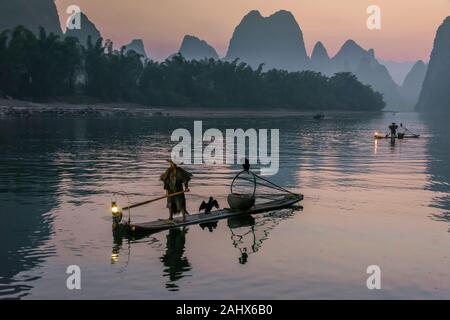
top-left (0, 26), bottom-right (385, 111)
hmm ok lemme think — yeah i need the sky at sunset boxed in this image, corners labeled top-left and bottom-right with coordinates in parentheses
top-left (55, 0), bottom-right (450, 61)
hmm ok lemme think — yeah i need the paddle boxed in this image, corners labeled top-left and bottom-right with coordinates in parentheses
top-left (122, 190), bottom-right (189, 211)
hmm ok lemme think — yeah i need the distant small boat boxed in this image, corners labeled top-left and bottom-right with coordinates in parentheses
top-left (374, 123), bottom-right (420, 140)
top-left (313, 113), bottom-right (325, 120)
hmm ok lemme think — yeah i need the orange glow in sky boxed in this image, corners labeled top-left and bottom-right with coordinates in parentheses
top-left (55, 0), bottom-right (450, 61)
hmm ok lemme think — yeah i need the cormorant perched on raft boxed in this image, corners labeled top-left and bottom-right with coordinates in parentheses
top-left (199, 197), bottom-right (220, 214)
top-left (243, 158), bottom-right (250, 172)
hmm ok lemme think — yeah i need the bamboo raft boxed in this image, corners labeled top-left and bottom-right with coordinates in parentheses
top-left (112, 162), bottom-right (303, 235)
top-left (374, 134), bottom-right (420, 140)
top-left (121, 193), bottom-right (303, 234)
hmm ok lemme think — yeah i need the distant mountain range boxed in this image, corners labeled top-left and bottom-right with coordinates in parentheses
top-left (225, 10), bottom-right (310, 70)
top-left (123, 39), bottom-right (148, 59)
top-left (310, 40), bottom-right (402, 108)
top-left (0, 2), bottom-right (149, 58)
top-left (172, 19), bottom-right (426, 110)
top-left (401, 60), bottom-right (427, 109)
top-left (178, 35), bottom-right (218, 60)
top-left (379, 60), bottom-right (417, 85)
top-left (311, 41), bottom-right (331, 74)
top-left (219, 10), bottom-right (427, 109)
top-left (1, 2), bottom-right (442, 111)
top-left (0, 0), bottom-right (62, 35)
top-left (64, 12), bottom-right (102, 47)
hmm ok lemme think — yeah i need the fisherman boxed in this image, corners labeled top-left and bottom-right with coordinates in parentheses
top-left (160, 160), bottom-right (192, 222)
top-left (388, 122), bottom-right (399, 137)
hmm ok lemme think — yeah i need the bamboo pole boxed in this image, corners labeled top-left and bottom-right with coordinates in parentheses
top-left (122, 190), bottom-right (188, 211)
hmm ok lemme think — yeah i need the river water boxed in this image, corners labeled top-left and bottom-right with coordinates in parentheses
top-left (0, 111), bottom-right (449, 299)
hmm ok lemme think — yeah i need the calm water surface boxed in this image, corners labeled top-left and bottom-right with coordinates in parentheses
top-left (0, 111), bottom-right (449, 299)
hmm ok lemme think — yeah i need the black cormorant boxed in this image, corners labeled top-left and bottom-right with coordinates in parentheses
top-left (199, 197), bottom-right (220, 214)
top-left (243, 158), bottom-right (250, 172)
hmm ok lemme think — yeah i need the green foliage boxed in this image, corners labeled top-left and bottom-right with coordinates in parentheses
top-left (0, 26), bottom-right (81, 98)
top-left (0, 26), bottom-right (385, 110)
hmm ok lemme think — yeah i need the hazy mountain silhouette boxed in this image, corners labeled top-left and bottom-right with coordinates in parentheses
top-left (356, 55), bottom-right (403, 108)
top-left (178, 35), bottom-right (219, 60)
top-left (324, 40), bottom-right (403, 108)
top-left (331, 40), bottom-right (369, 72)
top-left (223, 9), bottom-right (405, 109)
top-left (400, 60), bottom-right (427, 109)
top-left (416, 17), bottom-right (450, 112)
top-left (64, 12), bottom-right (101, 47)
top-left (311, 41), bottom-right (331, 74)
top-left (0, 0), bottom-right (62, 35)
top-left (380, 60), bottom-right (416, 85)
top-left (225, 10), bottom-right (310, 71)
top-left (124, 39), bottom-right (148, 59)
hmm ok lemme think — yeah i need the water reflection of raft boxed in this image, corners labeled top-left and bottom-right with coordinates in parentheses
top-left (126, 194), bottom-right (303, 234)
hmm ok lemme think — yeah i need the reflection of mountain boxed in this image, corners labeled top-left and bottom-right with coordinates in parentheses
top-left (420, 115), bottom-right (450, 229)
top-left (0, 119), bottom-right (62, 299)
top-left (1, 116), bottom-right (175, 298)
top-left (160, 228), bottom-right (192, 291)
top-left (1, 198), bottom-right (58, 298)
top-left (198, 115), bottom-right (383, 189)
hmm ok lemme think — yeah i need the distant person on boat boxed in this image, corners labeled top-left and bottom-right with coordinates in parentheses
top-left (389, 122), bottom-right (399, 137)
top-left (313, 113), bottom-right (325, 120)
top-left (161, 160), bottom-right (192, 222)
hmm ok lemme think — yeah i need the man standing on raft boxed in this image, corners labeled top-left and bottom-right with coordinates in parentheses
top-left (388, 122), bottom-right (399, 138)
top-left (160, 160), bottom-right (192, 222)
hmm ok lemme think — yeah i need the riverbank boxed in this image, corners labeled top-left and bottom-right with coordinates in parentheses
top-left (0, 98), bottom-right (397, 119)
top-left (0, 98), bottom-right (166, 117)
